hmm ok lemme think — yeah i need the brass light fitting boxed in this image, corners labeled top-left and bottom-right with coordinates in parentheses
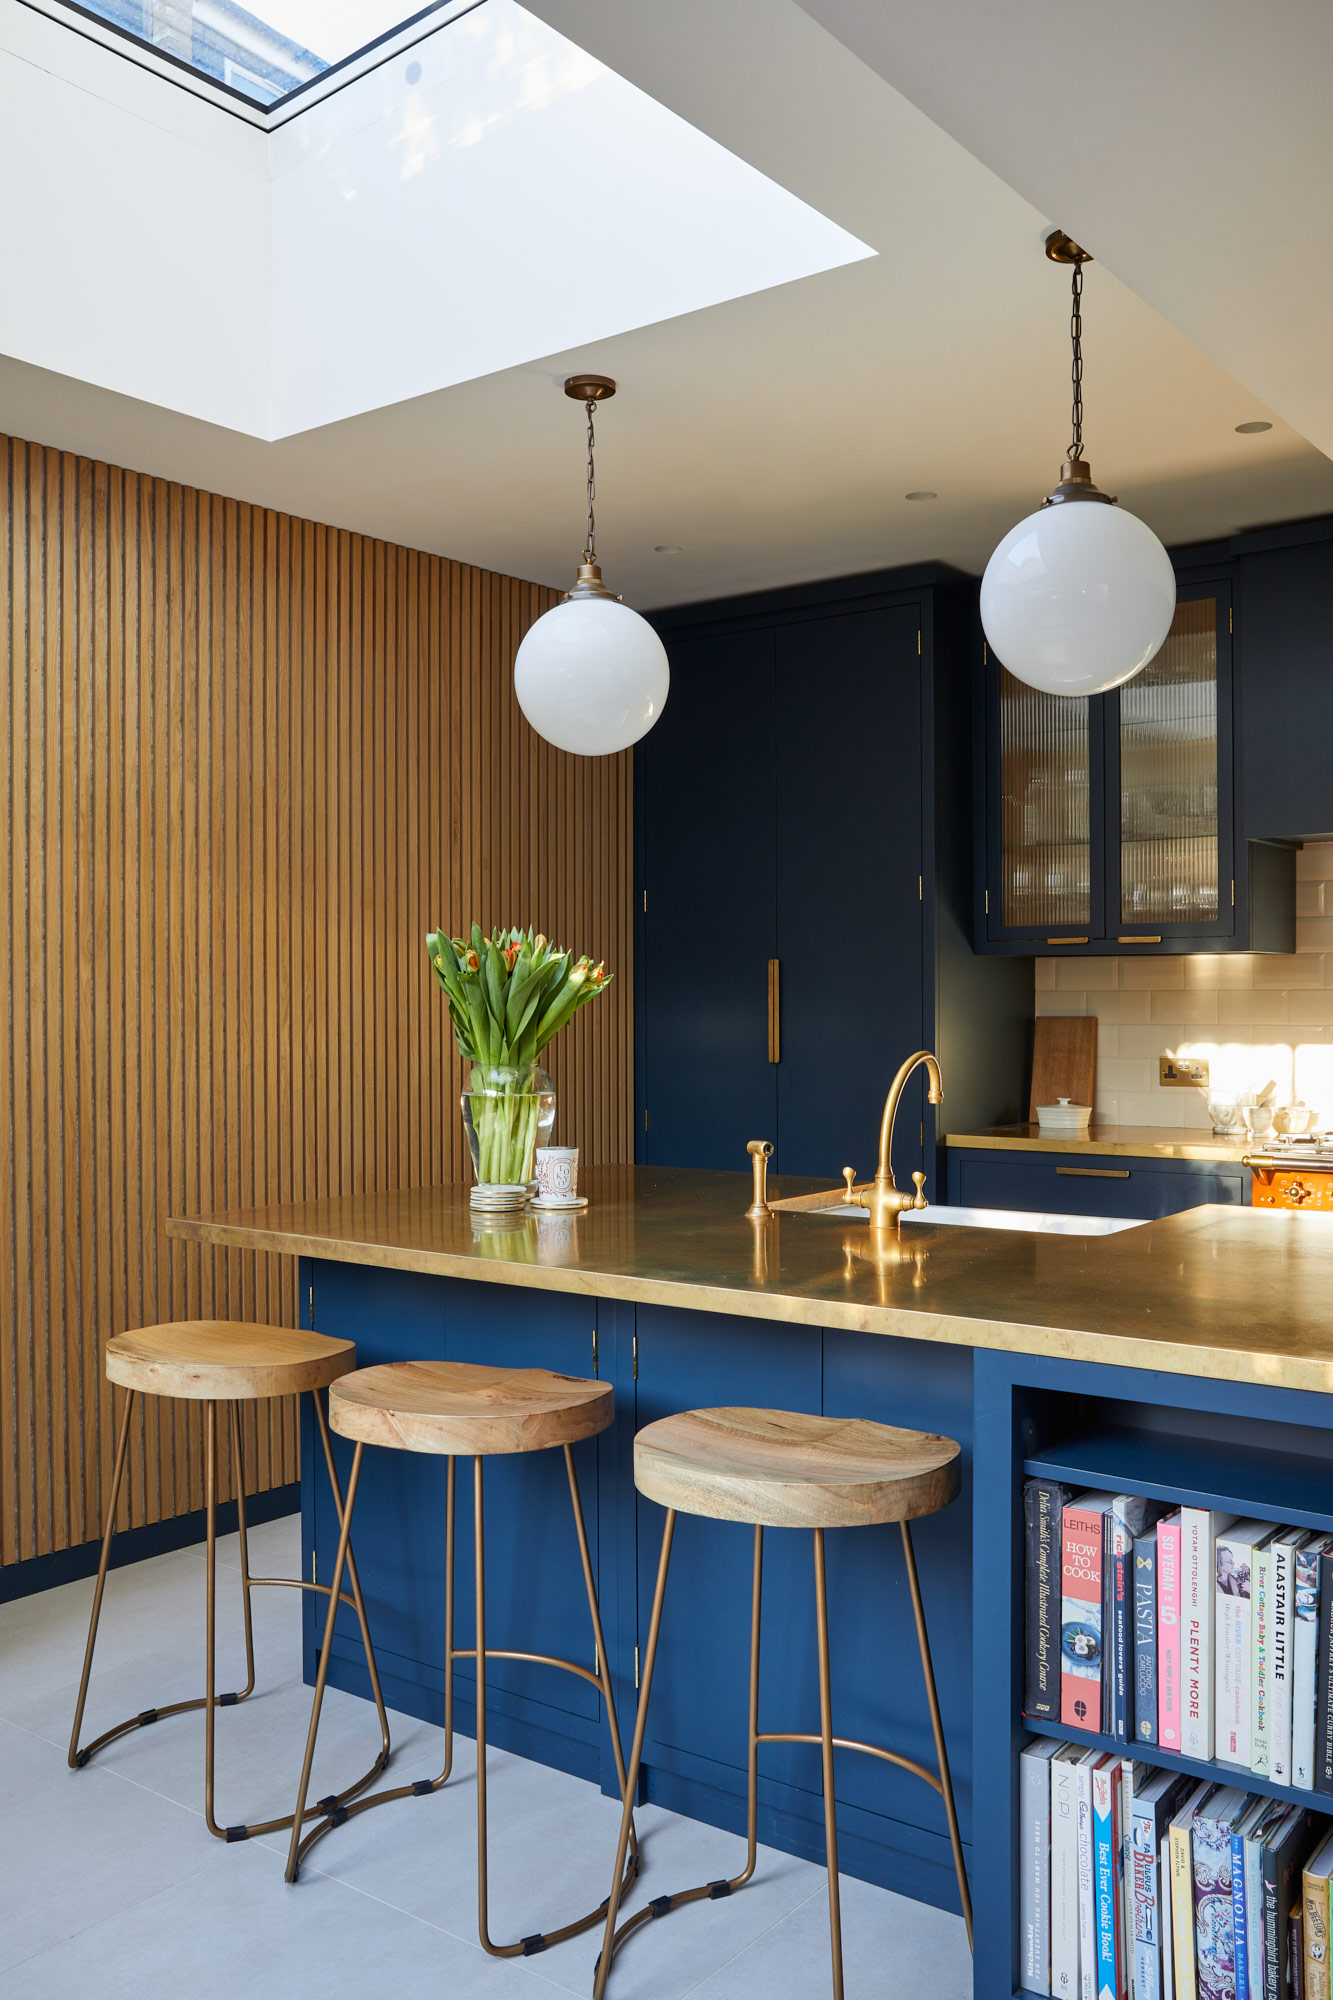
top-left (563, 375), bottom-right (620, 599)
top-left (1041, 230), bottom-right (1115, 507)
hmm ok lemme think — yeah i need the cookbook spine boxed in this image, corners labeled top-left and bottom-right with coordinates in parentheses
top-left (1303, 1864), bottom-right (1330, 2000)
top-left (1271, 1541), bottom-right (1298, 1784)
top-left (1254, 1546), bottom-right (1275, 1779)
top-left (1094, 1763), bottom-right (1121, 2000)
top-left (1161, 1517), bottom-right (1185, 1752)
top-left (1078, 1760), bottom-right (1100, 2000)
top-left (1233, 1829), bottom-right (1252, 2000)
top-left (1021, 1742), bottom-right (1053, 1992)
top-left (1172, 1805), bottom-right (1200, 2000)
top-left (1194, 1806), bottom-right (1240, 2000)
top-left (1052, 1753), bottom-right (1081, 1999)
top-left (1026, 1479), bottom-right (1069, 1719)
top-left (1064, 1506), bottom-right (1107, 1732)
top-left (1183, 1508), bottom-right (1223, 1760)
top-left (1295, 1545), bottom-right (1324, 1791)
top-left (1318, 1552), bottom-right (1333, 1796)
top-left (1136, 1530), bottom-right (1159, 1745)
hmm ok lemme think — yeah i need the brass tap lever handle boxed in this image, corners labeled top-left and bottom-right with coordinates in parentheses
top-left (911, 1171), bottom-right (928, 1211)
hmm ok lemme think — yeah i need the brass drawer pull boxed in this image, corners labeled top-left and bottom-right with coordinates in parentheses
top-left (1056, 1166), bottom-right (1130, 1179)
top-left (1118, 935), bottom-right (1162, 944)
top-left (767, 959), bottom-right (780, 1064)
top-left (1046, 937), bottom-right (1090, 945)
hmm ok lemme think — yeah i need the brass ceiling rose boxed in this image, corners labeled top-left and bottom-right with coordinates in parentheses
top-left (1044, 229), bottom-right (1093, 266)
top-left (564, 375), bottom-right (617, 402)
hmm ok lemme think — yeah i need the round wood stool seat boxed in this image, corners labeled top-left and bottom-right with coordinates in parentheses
top-left (329, 1360), bottom-right (614, 1457)
top-left (633, 1406), bottom-right (961, 1530)
top-left (105, 1321), bottom-right (357, 1402)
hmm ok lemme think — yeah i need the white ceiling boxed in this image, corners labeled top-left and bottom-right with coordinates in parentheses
top-left (1, 0), bottom-right (1329, 610)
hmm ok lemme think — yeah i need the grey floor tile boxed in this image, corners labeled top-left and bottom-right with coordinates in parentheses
top-left (684, 1867), bottom-right (972, 1999)
top-left (3, 1517), bottom-right (963, 2000)
top-left (0, 1719), bottom-right (230, 1972)
top-left (3, 1839), bottom-right (553, 2000)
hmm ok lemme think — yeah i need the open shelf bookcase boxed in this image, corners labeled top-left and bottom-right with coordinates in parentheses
top-left (971, 1347), bottom-right (1333, 2000)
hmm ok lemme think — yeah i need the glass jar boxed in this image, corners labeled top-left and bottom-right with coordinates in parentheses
top-left (460, 1060), bottom-right (556, 1189)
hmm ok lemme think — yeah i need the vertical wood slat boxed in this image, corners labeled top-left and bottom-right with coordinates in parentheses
top-left (0, 429), bottom-right (634, 1569)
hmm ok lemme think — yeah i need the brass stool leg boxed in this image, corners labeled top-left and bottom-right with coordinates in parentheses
top-left (229, 1403), bottom-right (257, 1702)
top-left (593, 1506), bottom-right (677, 2000)
top-left (561, 1443), bottom-right (640, 1883)
top-left (204, 1401), bottom-right (222, 1833)
top-left (595, 1518), bottom-right (764, 1996)
top-left (285, 1440), bottom-right (367, 1879)
top-left (67, 1388), bottom-right (137, 1767)
top-left (901, 1519), bottom-right (973, 1949)
top-left (813, 1527), bottom-right (844, 2000)
top-left (311, 1391), bottom-right (392, 1772)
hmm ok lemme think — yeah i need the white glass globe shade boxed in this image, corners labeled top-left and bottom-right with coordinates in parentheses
top-left (980, 499), bottom-right (1176, 697)
top-left (514, 596), bottom-right (670, 755)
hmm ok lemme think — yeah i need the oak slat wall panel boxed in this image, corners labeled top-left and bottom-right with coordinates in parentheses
top-left (0, 433), bottom-right (633, 1569)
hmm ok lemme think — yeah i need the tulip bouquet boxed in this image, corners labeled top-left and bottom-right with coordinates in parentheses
top-left (428, 924), bottom-right (611, 1188)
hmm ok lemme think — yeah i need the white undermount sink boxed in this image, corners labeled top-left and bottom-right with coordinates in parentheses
top-left (811, 1203), bottom-right (1144, 1236)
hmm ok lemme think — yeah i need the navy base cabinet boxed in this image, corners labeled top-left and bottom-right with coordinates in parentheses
top-left (945, 1145), bottom-right (1248, 1220)
top-left (302, 1258), bottom-right (974, 1919)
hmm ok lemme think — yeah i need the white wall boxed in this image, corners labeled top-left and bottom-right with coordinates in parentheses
top-left (0, 3), bottom-right (270, 435)
top-left (1037, 844), bottom-right (1333, 1127)
top-left (0, 0), bottom-right (869, 443)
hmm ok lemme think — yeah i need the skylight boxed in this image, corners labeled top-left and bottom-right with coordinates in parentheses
top-left (60, 0), bottom-right (446, 107)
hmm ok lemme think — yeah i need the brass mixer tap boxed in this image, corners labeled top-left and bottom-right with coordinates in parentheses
top-left (841, 1049), bottom-right (943, 1234)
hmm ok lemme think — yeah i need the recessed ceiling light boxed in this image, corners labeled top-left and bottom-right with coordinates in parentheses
top-left (905, 490), bottom-right (937, 502)
top-left (654, 545), bottom-right (683, 554)
top-left (1235, 420), bottom-right (1273, 434)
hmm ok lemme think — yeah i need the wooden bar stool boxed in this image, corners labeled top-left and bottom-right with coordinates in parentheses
top-left (68, 1321), bottom-right (391, 1842)
top-left (286, 1359), bottom-right (640, 1961)
top-left (593, 1406), bottom-right (972, 2000)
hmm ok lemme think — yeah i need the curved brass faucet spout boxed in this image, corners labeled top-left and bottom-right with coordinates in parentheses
top-left (844, 1050), bottom-right (943, 1235)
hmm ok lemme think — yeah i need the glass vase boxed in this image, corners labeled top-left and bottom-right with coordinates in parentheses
top-left (460, 1060), bottom-right (556, 1189)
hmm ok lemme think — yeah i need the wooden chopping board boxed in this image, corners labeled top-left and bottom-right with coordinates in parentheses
top-left (1029, 1016), bottom-right (1097, 1120)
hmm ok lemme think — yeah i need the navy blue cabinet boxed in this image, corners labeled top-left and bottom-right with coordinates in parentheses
top-left (638, 568), bottom-right (1030, 1188)
top-left (977, 577), bottom-right (1295, 956)
top-left (944, 1145), bottom-right (1248, 1219)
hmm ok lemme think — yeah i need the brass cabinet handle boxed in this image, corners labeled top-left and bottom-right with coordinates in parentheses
top-left (1056, 1166), bottom-right (1130, 1179)
top-left (1046, 937), bottom-right (1090, 945)
top-left (767, 959), bottom-right (780, 1064)
top-left (1118, 935), bottom-right (1162, 944)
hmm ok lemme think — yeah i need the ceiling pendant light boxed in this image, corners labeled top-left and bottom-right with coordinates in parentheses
top-left (514, 375), bottom-right (670, 756)
top-left (980, 231), bottom-right (1176, 698)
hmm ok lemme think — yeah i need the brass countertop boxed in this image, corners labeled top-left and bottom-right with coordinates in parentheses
top-left (945, 1124), bottom-right (1252, 1163)
top-left (167, 1165), bottom-right (1333, 1395)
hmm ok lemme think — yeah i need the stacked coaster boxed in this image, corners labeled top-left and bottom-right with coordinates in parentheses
top-left (469, 1182), bottom-right (532, 1212)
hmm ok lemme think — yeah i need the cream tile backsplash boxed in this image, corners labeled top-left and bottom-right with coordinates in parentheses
top-left (1035, 842), bottom-right (1333, 1127)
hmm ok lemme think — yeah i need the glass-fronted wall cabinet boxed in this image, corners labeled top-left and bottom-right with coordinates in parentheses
top-left (976, 579), bottom-right (1296, 955)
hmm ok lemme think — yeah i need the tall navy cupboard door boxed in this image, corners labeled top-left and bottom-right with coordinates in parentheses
top-left (774, 607), bottom-right (925, 1181)
top-left (638, 629), bottom-right (777, 1167)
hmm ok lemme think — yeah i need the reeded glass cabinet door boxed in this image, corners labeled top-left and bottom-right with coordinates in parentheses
top-left (991, 669), bottom-right (1103, 941)
top-left (1107, 587), bottom-right (1231, 940)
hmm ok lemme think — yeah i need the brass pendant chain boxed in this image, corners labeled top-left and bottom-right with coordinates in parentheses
top-left (1068, 255), bottom-right (1087, 464)
top-left (583, 398), bottom-right (598, 565)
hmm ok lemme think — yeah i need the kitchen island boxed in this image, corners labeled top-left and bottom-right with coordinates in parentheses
top-left (168, 1168), bottom-right (1333, 2000)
